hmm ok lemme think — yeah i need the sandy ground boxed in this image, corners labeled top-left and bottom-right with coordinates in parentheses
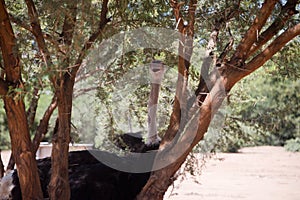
top-left (165, 146), bottom-right (300, 200)
top-left (1, 146), bottom-right (300, 200)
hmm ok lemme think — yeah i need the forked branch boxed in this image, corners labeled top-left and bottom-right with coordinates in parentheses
top-left (244, 23), bottom-right (300, 77)
top-left (161, 0), bottom-right (197, 145)
top-left (230, 0), bottom-right (277, 63)
top-left (195, 2), bottom-right (240, 102)
top-left (226, 22), bottom-right (300, 89)
top-left (247, 0), bottom-right (299, 57)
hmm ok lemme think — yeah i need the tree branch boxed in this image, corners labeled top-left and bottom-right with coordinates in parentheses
top-left (75, 67), bottom-right (104, 83)
top-left (26, 87), bottom-right (39, 130)
top-left (245, 23), bottom-right (300, 76)
top-left (230, 0), bottom-right (278, 63)
top-left (138, 78), bottom-right (227, 199)
top-left (60, 1), bottom-right (78, 47)
top-left (70, 0), bottom-right (110, 79)
top-left (194, 27), bottom-right (218, 101)
top-left (73, 86), bottom-right (99, 98)
top-left (195, 2), bottom-right (240, 103)
top-left (24, 0), bottom-right (55, 83)
top-left (9, 14), bottom-right (66, 55)
top-left (7, 95), bottom-right (58, 171)
top-left (170, 0), bottom-right (185, 32)
top-left (185, 0), bottom-right (197, 67)
top-left (247, 0), bottom-right (299, 57)
top-left (226, 22), bottom-right (300, 89)
top-left (32, 96), bottom-right (57, 153)
top-left (217, 27), bottom-right (234, 65)
top-left (24, 0), bottom-right (46, 50)
top-left (0, 1), bottom-right (21, 82)
top-left (9, 13), bottom-right (32, 32)
top-left (161, 0), bottom-right (197, 146)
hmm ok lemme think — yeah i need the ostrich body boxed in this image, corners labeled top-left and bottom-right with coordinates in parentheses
top-left (0, 149), bottom-right (156, 200)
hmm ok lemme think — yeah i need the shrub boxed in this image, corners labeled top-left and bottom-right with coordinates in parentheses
top-left (284, 138), bottom-right (300, 152)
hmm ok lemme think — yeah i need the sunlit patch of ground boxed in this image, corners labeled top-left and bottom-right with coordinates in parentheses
top-left (165, 146), bottom-right (300, 200)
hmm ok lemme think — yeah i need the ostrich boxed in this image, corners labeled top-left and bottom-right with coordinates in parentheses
top-left (0, 60), bottom-right (166, 200)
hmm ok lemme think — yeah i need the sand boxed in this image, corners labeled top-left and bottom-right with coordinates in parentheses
top-left (1, 146), bottom-right (300, 200)
top-left (165, 146), bottom-right (300, 200)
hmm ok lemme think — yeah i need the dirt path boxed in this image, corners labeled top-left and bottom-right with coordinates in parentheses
top-left (2, 146), bottom-right (300, 199)
top-left (165, 146), bottom-right (300, 200)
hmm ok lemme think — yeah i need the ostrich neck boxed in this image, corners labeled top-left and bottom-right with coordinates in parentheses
top-left (146, 83), bottom-right (161, 145)
top-left (148, 83), bottom-right (160, 107)
top-left (146, 60), bottom-right (165, 146)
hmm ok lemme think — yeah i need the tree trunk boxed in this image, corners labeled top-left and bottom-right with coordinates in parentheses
top-left (48, 77), bottom-right (74, 200)
top-left (4, 97), bottom-right (43, 200)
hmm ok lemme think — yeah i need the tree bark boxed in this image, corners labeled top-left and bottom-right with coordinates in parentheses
top-left (230, 0), bottom-right (277, 63)
top-left (0, 1), bottom-right (43, 199)
top-left (161, 0), bottom-right (196, 146)
top-left (5, 86), bottom-right (43, 173)
top-left (32, 96), bottom-right (57, 153)
top-left (48, 79), bottom-right (73, 200)
top-left (247, 0), bottom-right (299, 57)
top-left (225, 22), bottom-right (300, 90)
top-left (3, 98), bottom-right (44, 200)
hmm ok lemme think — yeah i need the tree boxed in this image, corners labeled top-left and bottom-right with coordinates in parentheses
top-left (0, 0), bottom-right (43, 198)
top-left (0, 0), bottom-right (299, 199)
top-left (0, 0), bottom-right (110, 199)
top-left (137, 0), bottom-right (300, 199)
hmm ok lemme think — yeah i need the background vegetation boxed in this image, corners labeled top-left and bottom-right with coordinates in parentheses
top-left (0, 22), bottom-right (299, 153)
top-left (1, 41), bottom-right (299, 152)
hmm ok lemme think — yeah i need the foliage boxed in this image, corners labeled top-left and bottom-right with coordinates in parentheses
top-left (205, 56), bottom-right (300, 152)
top-left (2, 0), bottom-right (298, 154)
top-left (269, 38), bottom-right (300, 80)
top-left (284, 138), bottom-right (300, 152)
